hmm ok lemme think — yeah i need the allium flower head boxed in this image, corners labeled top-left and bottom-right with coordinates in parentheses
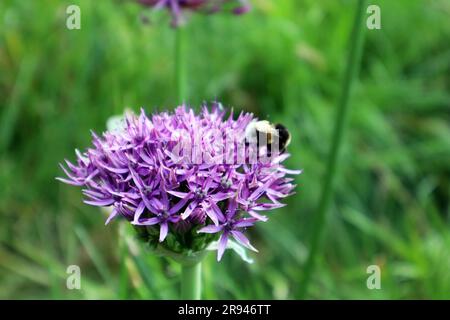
top-left (58, 103), bottom-right (300, 261)
top-left (138, 0), bottom-right (251, 27)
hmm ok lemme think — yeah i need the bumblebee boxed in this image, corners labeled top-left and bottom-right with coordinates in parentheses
top-left (245, 120), bottom-right (291, 154)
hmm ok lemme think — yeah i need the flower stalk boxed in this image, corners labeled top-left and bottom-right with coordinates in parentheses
top-left (175, 24), bottom-right (194, 299)
top-left (181, 262), bottom-right (202, 300)
top-left (299, 0), bottom-right (367, 298)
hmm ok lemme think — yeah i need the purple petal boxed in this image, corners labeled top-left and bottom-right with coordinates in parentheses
top-left (198, 225), bottom-right (222, 234)
top-left (160, 185), bottom-right (169, 207)
top-left (181, 200), bottom-right (198, 219)
top-left (248, 210), bottom-right (268, 222)
top-left (133, 217), bottom-right (159, 226)
top-left (209, 200), bottom-right (226, 223)
top-left (167, 190), bottom-right (192, 199)
top-left (217, 232), bottom-right (229, 261)
top-left (230, 230), bottom-right (258, 252)
top-left (129, 166), bottom-right (144, 189)
top-left (204, 204), bottom-right (219, 226)
top-left (96, 161), bottom-right (129, 174)
top-left (249, 178), bottom-right (273, 201)
top-left (168, 196), bottom-right (190, 215)
top-left (272, 153), bottom-right (290, 163)
top-left (133, 201), bottom-right (146, 223)
top-left (150, 197), bottom-right (164, 211)
top-left (266, 189), bottom-right (288, 198)
top-left (277, 167), bottom-right (302, 175)
top-left (226, 197), bottom-right (238, 219)
top-left (58, 163), bottom-right (83, 183)
top-left (55, 177), bottom-right (84, 186)
top-left (211, 192), bottom-right (233, 202)
top-left (141, 193), bottom-right (158, 214)
top-left (234, 219), bottom-right (257, 228)
top-left (253, 202), bottom-right (286, 211)
top-left (84, 199), bottom-right (115, 206)
top-left (105, 208), bottom-right (119, 225)
top-left (159, 222), bottom-right (168, 242)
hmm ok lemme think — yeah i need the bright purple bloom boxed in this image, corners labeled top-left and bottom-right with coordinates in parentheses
top-left (57, 103), bottom-right (300, 261)
top-left (138, 0), bottom-right (251, 27)
top-left (198, 197), bottom-right (258, 261)
top-left (132, 182), bottom-right (190, 242)
top-left (168, 171), bottom-right (232, 225)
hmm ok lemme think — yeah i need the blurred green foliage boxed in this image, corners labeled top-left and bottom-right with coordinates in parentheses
top-left (0, 0), bottom-right (449, 299)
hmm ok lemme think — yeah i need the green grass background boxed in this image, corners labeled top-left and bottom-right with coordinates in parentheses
top-left (0, 0), bottom-right (449, 299)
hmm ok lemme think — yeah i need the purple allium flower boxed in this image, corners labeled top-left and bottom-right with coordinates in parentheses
top-left (57, 103), bottom-right (300, 261)
top-left (198, 197), bottom-right (258, 261)
top-left (138, 0), bottom-right (251, 27)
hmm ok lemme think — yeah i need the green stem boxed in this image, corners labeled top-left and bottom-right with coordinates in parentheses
top-left (181, 262), bottom-right (202, 300)
top-left (175, 25), bottom-right (187, 103)
top-left (175, 26), bottom-right (200, 299)
top-left (299, 0), bottom-right (367, 298)
top-left (118, 223), bottom-right (130, 299)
